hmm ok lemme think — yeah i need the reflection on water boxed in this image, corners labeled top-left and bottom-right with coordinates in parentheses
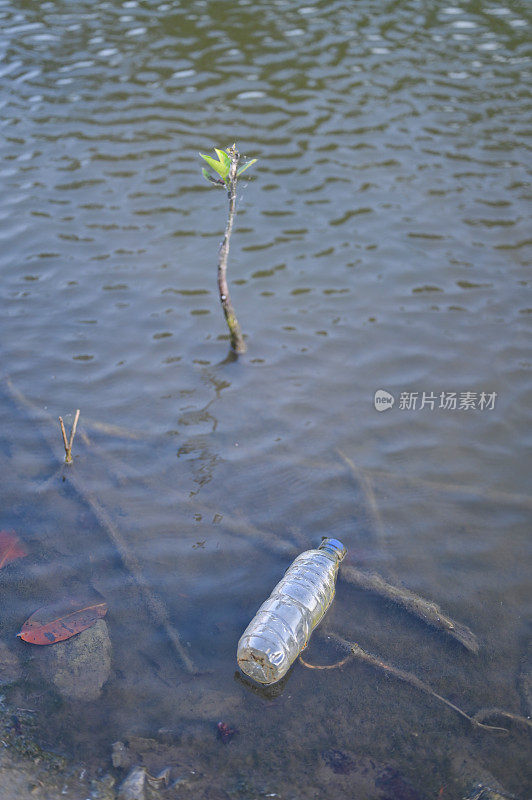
top-left (0, 0), bottom-right (530, 797)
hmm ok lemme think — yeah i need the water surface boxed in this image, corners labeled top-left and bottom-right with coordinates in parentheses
top-left (1, 1), bottom-right (531, 797)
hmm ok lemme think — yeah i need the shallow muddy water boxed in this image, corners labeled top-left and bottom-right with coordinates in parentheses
top-left (1, 0), bottom-right (531, 797)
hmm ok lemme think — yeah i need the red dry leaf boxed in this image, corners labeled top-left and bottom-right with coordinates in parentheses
top-left (18, 597), bottom-right (107, 645)
top-left (0, 530), bottom-right (27, 569)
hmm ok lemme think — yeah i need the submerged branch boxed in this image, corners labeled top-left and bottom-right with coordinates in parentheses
top-left (78, 486), bottom-right (196, 674)
top-left (336, 446), bottom-right (479, 653)
top-left (340, 563), bottom-right (479, 653)
top-left (321, 631), bottom-right (508, 734)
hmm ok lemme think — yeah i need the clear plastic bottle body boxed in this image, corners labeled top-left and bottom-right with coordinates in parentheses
top-left (237, 538), bottom-right (346, 684)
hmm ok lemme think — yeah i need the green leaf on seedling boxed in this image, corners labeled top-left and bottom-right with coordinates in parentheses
top-left (199, 152), bottom-right (230, 181)
top-left (215, 149), bottom-right (231, 172)
top-left (202, 167), bottom-right (222, 185)
top-left (237, 158), bottom-right (257, 177)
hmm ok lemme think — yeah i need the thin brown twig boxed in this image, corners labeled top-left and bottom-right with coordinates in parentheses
top-left (58, 416), bottom-right (69, 453)
top-left (59, 417), bottom-right (68, 446)
top-left (299, 652), bottom-right (352, 671)
top-left (58, 409), bottom-right (80, 463)
top-left (69, 409), bottom-right (80, 451)
top-left (472, 707), bottom-right (532, 731)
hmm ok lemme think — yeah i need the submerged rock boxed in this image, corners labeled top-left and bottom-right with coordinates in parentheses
top-left (0, 640), bottom-right (22, 687)
top-left (118, 766), bottom-right (146, 800)
top-left (112, 741), bottom-right (131, 770)
top-left (36, 619), bottom-right (111, 701)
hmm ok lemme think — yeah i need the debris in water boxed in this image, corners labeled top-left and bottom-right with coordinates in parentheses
top-left (146, 767), bottom-right (171, 789)
top-left (217, 721), bottom-right (236, 743)
top-left (17, 594), bottom-right (107, 645)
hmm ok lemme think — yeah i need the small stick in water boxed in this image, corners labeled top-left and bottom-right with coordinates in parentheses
top-left (321, 631), bottom-right (508, 734)
top-left (59, 409), bottom-right (80, 464)
top-left (299, 652), bottom-right (352, 671)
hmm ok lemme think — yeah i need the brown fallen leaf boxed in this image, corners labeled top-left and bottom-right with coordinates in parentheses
top-left (0, 530), bottom-right (27, 569)
top-left (18, 596), bottom-right (108, 645)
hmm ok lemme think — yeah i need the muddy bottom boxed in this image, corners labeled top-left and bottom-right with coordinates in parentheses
top-left (1, 665), bottom-right (528, 800)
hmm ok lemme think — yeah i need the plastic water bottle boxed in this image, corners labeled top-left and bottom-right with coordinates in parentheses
top-left (237, 538), bottom-right (346, 684)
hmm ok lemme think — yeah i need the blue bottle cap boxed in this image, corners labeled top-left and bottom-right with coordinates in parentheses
top-left (318, 537), bottom-right (347, 561)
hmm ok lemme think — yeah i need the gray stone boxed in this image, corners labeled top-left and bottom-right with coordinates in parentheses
top-left (118, 766), bottom-right (146, 800)
top-left (37, 619), bottom-right (111, 701)
top-left (112, 741), bottom-right (131, 770)
top-left (0, 640), bottom-right (22, 687)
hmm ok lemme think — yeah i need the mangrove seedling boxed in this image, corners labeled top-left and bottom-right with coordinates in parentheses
top-left (199, 144), bottom-right (257, 354)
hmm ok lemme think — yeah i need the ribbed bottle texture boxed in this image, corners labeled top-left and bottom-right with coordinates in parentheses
top-left (237, 538), bottom-right (346, 684)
